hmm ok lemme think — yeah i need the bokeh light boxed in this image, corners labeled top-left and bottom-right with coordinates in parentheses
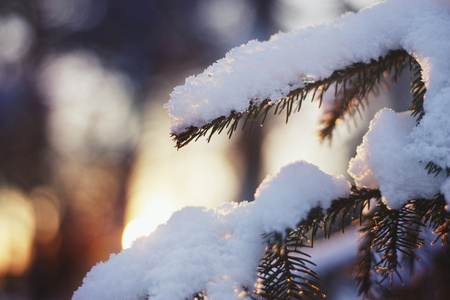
top-left (123, 98), bottom-right (240, 249)
top-left (38, 50), bottom-right (139, 159)
top-left (0, 1), bottom-right (392, 299)
top-left (40, 0), bottom-right (107, 31)
top-left (0, 13), bottom-right (33, 64)
top-left (196, 0), bottom-right (255, 47)
top-left (0, 187), bottom-right (35, 277)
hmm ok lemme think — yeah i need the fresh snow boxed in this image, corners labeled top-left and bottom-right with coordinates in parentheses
top-left (75, 0), bottom-right (450, 299)
top-left (348, 108), bottom-right (446, 209)
top-left (73, 161), bottom-right (350, 300)
top-left (165, 0), bottom-right (450, 208)
top-left (165, 0), bottom-right (449, 139)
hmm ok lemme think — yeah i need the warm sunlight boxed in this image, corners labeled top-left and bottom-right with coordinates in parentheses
top-left (0, 188), bottom-right (35, 276)
top-left (122, 217), bottom-right (162, 249)
top-left (121, 99), bottom-right (240, 249)
top-left (122, 192), bottom-right (177, 249)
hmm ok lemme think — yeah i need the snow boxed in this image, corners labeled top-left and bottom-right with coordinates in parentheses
top-left (164, 0), bottom-right (450, 208)
top-left (165, 0), bottom-right (447, 137)
top-left (75, 0), bottom-right (450, 299)
top-left (254, 162), bottom-right (350, 233)
top-left (348, 109), bottom-right (446, 209)
top-left (73, 161), bottom-right (349, 300)
top-left (441, 177), bottom-right (450, 209)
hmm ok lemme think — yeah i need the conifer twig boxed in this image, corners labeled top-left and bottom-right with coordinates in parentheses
top-left (172, 49), bottom-right (422, 149)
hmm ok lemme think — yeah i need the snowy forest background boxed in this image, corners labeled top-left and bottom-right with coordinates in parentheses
top-left (1, 0), bottom-right (448, 299)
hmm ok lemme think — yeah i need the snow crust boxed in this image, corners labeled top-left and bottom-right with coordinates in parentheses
top-left (75, 0), bottom-right (450, 299)
top-left (73, 161), bottom-right (349, 300)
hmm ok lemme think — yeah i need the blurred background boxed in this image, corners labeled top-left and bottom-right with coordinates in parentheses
top-left (0, 0), bottom-right (409, 299)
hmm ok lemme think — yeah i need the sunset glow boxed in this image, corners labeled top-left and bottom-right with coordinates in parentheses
top-left (122, 217), bottom-right (163, 249)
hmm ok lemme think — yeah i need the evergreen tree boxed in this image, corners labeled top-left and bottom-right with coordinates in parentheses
top-left (74, 0), bottom-right (450, 299)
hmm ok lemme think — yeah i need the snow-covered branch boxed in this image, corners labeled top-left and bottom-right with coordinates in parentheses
top-left (74, 0), bottom-right (450, 299)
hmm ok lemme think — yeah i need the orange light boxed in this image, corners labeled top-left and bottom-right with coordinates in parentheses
top-left (122, 217), bottom-right (160, 249)
top-left (0, 187), bottom-right (35, 276)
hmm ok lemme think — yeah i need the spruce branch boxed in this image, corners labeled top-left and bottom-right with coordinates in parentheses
top-left (398, 203), bottom-right (425, 274)
top-left (255, 206), bottom-right (324, 300)
top-left (252, 190), bottom-right (449, 299)
top-left (185, 291), bottom-right (207, 300)
top-left (324, 187), bottom-right (381, 238)
top-left (255, 232), bottom-right (323, 300)
top-left (432, 219), bottom-right (450, 249)
top-left (157, 193), bottom-right (444, 300)
top-left (354, 196), bottom-right (450, 298)
top-left (410, 56), bottom-right (426, 122)
top-left (295, 205), bottom-right (325, 247)
top-left (171, 49), bottom-right (423, 149)
top-left (317, 49), bottom-right (413, 141)
top-left (411, 194), bottom-right (447, 229)
top-left (355, 219), bottom-right (378, 299)
top-left (423, 161), bottom-right (450, 177)
top-left (410, 194), bottom-right (450, 248)
top-left (254, 188), bottom-right (381, 299)
top-left (371, 204), bottom-right (411, 287)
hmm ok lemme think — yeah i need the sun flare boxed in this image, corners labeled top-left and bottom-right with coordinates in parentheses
top-left (122, 217), bottom-right (162, 249)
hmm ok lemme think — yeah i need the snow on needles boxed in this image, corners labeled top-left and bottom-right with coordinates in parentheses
top-left (75, 0), bottom-right (450, 299)
top-left (348, 109), bottom-right (446, 209)
top-left (73, 161), bottom-right (350, 300)
top-left (166, 0), bottom-right (446, 137)
top-left (165, 0), bottom-right (450, 206)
